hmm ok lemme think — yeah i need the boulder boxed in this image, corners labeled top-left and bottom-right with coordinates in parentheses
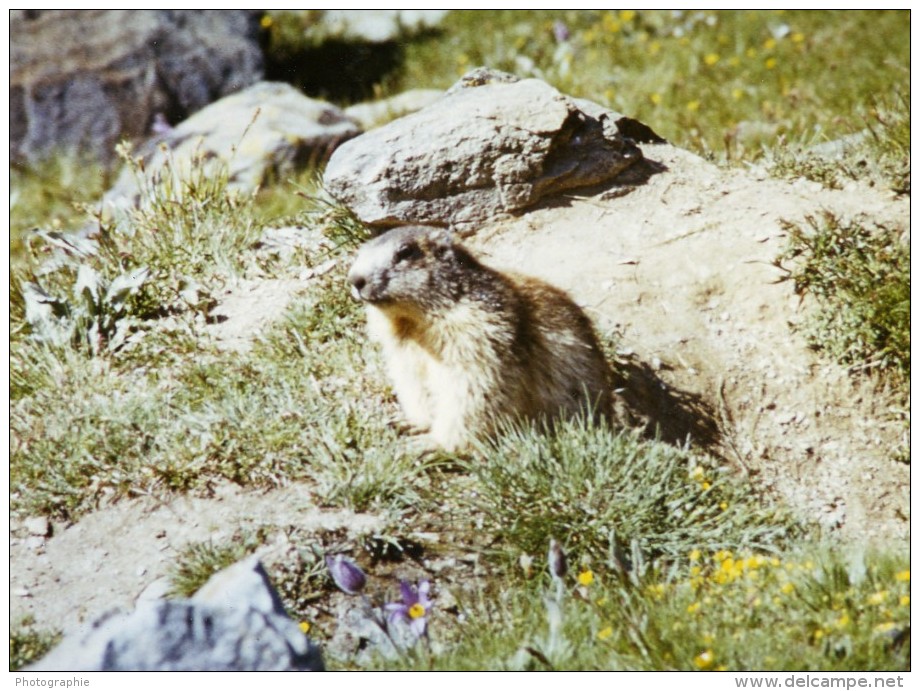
top-left (344, 89), bottom-right (445, 130)
top-left (10, 10), bottom-right (265, 167)
top-left (29, 557), bottom-right (324, 671)
top-left (102, 81), bottom-right (361, 215)
top-left (273, 9), bottom-right (448, 43)
top-left (322, 71), bottom-right (644, 233)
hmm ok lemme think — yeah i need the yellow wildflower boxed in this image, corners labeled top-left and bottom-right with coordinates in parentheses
top-left (765, 58), bottom-right (777, 70)
top-left (690, 466), bottom-right (705, 481)
top-left (744, 555), bottom-right (765, 570)
top-left (899, 595), bottom-right (909, 607)
top-left (687, 602), bottom-right (701, 614)
top-left (260, 15), bottom-right (273, 29)
top-left (689, 549), bottom-right (702, 562)
top-left (895, 570), bottom-right (910, 582)
top-left (763, 37), bottom-right (777, 50)
top-left (619, 10), bottom-right (636, 23)
top-left (597, 626), bottom-right (614, 641)
top-left (604, 14), bottom-right (620, 34)
top-left (298, 621), bottom-right (311, 634)
top-left (704, 53), bottom-right (720, 66)
top-left (701, 481), bottom-right (712, 491)
top-left (792, 32), bottom-right (805, 43)
top-left (746, 47), bottom-right (757, 59)
top-left (649, 93), bottom-right (662, 105)
top-left (720, 501), bottom-right (729, 510)
top-left (647, 583), bottom-right (666, 599)
top-left (867, 590), bottom-right (889, 606)
top-left (835, 613), bottom-right (850, 629)
top-left (781, 582), bottom-right (795, 595)
top-left (694, 649), bottom-right (715, 669)
top-left (578, 569), bottom-right (595, 587)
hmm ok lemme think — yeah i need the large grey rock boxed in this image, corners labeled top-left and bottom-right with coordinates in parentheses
top-left (273, 9), bottom-right (448, 43)
top-left (345, 89), bottom-right (445, 130)
top-left (10, 10), bottom-right (264, 167)
top-left (322, 72), bottom-right (644, 233)
top-left (102, 81), bottom-right (361, 216)
top-left (29, 557), bottom-right (324, 671)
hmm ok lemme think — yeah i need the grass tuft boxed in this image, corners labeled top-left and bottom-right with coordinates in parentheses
top-left (466, 417), bottom-right (799, 569)
top-left (777, 212), bottom-right (909, 390)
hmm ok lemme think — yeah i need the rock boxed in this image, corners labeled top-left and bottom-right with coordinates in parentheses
top-left (102, 81), bottom-right (361, 216)
top-left (29, 557), bottom-right (324, 671)
top-left (323, 71), bottom-right (644, 233)
top-left (305, 9), bottom-right (447, 43)
top-left (10, 10), bottom-right (265, 167)
top-left (344, 89), bottom-right (445, 130)
top-left (24, 516), bottom-right (51, 537)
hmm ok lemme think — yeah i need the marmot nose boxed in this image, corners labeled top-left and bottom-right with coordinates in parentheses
top-left (348, 272), bottom-right (367, 300)
top-left (350, 275), bottom-right (366, 291)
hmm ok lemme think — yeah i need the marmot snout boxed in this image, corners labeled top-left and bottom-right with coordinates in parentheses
top-left (348, 225), bottom-right (613, 451)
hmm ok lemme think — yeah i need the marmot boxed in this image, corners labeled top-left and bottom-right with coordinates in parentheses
top-left (348, 225), bottom-right (613, 452)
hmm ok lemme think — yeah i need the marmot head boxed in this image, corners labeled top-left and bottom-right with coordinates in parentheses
top-left (348, 226), bottom-right (483, 313)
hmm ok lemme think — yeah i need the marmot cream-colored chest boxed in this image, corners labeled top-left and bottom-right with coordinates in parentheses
top-left (348, 225), bottom-right (612, 452)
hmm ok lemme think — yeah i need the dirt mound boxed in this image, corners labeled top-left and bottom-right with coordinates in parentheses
top-left (473, 142), bottom-right (909, 544)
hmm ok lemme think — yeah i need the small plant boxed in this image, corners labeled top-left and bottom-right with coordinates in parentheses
top-left (777, 211), bottom-right (909, 389)
top-left (324, 553), bottom-right (434, 662)
top-left (465, 417), bottom-right (798, 569)
top-left (9, 621), bottom-right (60, 671)
top-left (169, 533), bottom-right (262, 597)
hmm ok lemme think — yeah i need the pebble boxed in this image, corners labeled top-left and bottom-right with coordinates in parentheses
top-left (25, 516), bottom-right (51, 537)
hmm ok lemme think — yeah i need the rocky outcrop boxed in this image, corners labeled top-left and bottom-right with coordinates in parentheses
top-left (102, 81), bottom-right (360, 215)
top-left (322, 71), bottom-right (644, 233)
top-left (271, 9), bottom-right (448, 43)
top-left (29, 557), bottom-right (324, 671)
top-left (10, 10), bottom-right (265, 167)
top-left (344, 89), bottom-right (444, 130)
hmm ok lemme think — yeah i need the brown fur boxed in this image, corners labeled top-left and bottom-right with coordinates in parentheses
top-left (348, 225), bottom-right (613, 451)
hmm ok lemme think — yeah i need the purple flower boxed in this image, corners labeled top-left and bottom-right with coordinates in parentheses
top-left (325, 554), bottom-right (367, 595)
top-left (385, 580), bottom-right (433, 638)
top-left (553, 20), bottom-right (570, 43)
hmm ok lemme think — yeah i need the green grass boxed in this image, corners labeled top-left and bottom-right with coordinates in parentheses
top-left (466, 419), bottom-right (797, 567)
top-left (381, 10), bottom-right (909, 171)
top-left (388, 547), bottom-right (910, 671)
top-left (777, 212), bottom-right (910, 389)
top-left (9, 620), bottom-right (61, 672)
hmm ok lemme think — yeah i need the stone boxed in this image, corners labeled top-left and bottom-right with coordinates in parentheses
top-left (29, 557), bottom-right (324, 671)
top-left (297, 9), bottom-right (448, 43)
top-left (10, 10), bottom-right (265, 167)
top-left (344, 89), bottom-right (445, 130)
top-left (102, 81), bottom-right (361, 217)
top-left (24, 516), bottom-right (51, 537)
top-left (323, 72), bottom-right (644, 234)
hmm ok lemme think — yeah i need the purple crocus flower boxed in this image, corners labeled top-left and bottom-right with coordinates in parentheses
top-left (385, 580), bottom-right (433, 638)
top-left (325, 554), bottom-right (367, 595)
top-left (553, 20), bottom-right (570, 43)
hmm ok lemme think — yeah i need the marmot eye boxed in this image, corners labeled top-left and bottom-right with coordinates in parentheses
top-left (394, 242), bottom-right (422, 263)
